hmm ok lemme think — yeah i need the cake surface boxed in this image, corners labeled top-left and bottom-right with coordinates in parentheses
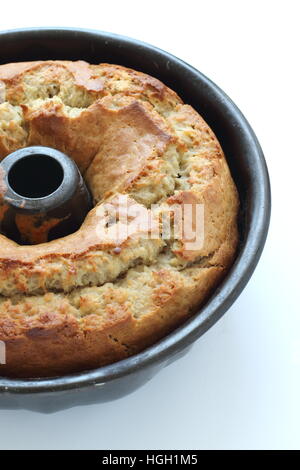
top-left (0, 60), bottom-right (239, 377)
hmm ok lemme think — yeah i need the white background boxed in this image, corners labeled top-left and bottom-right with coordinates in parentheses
top-left (0, 0), bottom-right (299, 450)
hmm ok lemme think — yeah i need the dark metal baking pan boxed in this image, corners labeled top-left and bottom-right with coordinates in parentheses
top-left (0, 28), bottom-right (271, 412)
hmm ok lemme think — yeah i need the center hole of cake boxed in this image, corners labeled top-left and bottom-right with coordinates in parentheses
top-left (8, 154), bottom-right (64, 199)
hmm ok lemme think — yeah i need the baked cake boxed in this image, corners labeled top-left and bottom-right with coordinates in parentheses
top-left (0, 61), bottom-right (239, 377)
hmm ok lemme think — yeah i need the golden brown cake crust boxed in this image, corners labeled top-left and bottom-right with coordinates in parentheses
top-left (0, 60), bottom-right (239, 377)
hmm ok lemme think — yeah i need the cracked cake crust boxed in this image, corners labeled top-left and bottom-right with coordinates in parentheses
top-left (0, 61), bottom-right (239, 377)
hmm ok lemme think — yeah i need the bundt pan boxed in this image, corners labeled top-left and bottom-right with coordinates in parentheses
top-left (0, 27), bottom-right (270, 412)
